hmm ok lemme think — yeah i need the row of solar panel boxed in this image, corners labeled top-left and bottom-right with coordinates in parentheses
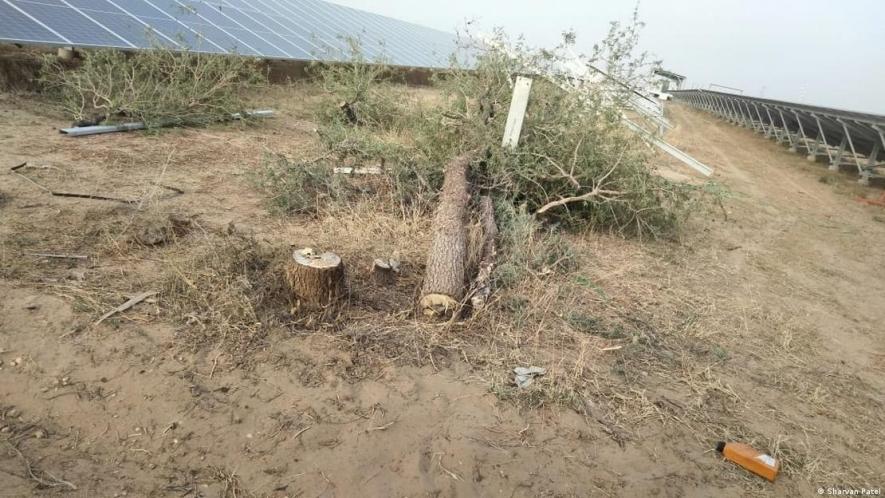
top-left (0, 0), bottom-right (463, 68)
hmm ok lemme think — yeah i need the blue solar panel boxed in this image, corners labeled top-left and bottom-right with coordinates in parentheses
top-left (0, 0), bottom-right (467, 68)
top-left (0, 1), bottom-right (67, 43)
top-left (81, 10), bottom-right (161, 47)
top-left (9, 0), bottom-right (130, 47)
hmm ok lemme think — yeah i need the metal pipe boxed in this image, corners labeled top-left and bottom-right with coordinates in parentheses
top-left (60, 110), bottom-right (275, 137)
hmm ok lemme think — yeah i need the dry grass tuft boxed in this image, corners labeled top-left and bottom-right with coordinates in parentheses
top-left (160, 233), bottom-right (290, 362)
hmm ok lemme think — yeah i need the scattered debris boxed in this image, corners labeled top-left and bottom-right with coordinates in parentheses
top-left (333, 165), bottom-right (382, 175)
top-left (857, 191), bottom-right (885, 208)
top-left (94, 291), bottom-right (157, 326)
top-left (513, 366), bottom-right (546, 388)
top-left (716, 441), bottom-right (780, 482)
top-left (599, 345), bottom-right (623, 352)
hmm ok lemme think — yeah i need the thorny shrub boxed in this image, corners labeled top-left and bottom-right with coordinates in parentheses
top-left (40, 46), bottom-right (266, 127)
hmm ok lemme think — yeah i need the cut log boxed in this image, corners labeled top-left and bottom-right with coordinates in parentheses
top-left (469, 195), bottom-right (497, 310)
top-left (419, 154), bottom-right (472, 319)
top-left (372, 257), bottom-right (400, 285)
top-left (286, 248), bottom-right (347, 312)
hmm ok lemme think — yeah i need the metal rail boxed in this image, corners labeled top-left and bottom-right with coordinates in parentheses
top-left (671, 89), bottom-right (885, 184)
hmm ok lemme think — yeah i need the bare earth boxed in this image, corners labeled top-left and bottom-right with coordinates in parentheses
top-left (1, 87), bottom-right (884, 497)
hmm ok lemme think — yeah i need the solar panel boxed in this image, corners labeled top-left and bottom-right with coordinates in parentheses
top-left (0, 0), bottom-right (465, 68)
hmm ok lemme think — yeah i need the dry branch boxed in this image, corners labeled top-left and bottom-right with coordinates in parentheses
top-left (534, 186), bottom-right (624, 214)
top-left (51, 191), bottom-right (136, 204)
top-left (4, 441), bottom-right (77, 491)
top-left (535, 153), bottom-right (625, 215)
top-left (29, 252), bottom-right (89, 260)
top-left (419, 153), bottom-right (472, 319)
top-left (95, 291), bottom-right (157, 325)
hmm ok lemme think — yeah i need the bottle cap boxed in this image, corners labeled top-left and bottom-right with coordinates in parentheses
top-left (715, 441), bottom-right (726, 453)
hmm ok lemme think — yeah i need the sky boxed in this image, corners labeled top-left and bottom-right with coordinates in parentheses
top-left (330, 0), bottom-right (885, 114)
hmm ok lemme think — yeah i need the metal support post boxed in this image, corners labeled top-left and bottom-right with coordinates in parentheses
top-left (829, 135), bottom-right (847, 171)
top-left (860, 141), bottom-right (879, 185)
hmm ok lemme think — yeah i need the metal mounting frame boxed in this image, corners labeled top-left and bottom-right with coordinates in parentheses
top-left (673, 89), bottom-right (885, 183)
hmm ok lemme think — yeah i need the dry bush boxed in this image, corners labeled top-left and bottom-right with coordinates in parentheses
top-left (309, 39), bottom-right (417, 131)
top-left (40, 47), bottom-right (266, 126)
top-left (252, 153), bottom-right (347, 215)
top-left (160, 234), bottom-right (289, 361)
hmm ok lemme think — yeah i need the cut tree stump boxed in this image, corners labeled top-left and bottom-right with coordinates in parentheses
top-left (372, 258), bottom-right (400, 285)
top-left (286, 248), bottom-right (347, 312)
top-left (419, 153), bottom-right (472, 319)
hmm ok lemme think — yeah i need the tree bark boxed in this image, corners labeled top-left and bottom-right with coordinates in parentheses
top-left (419, 154), bottom-right (472, 319)
top-left (286, 248), bottom-right (347, 312)
top-left (469, 195), bottom-right (497, 310)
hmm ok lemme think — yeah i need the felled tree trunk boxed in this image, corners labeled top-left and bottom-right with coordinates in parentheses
top-left (286, 248), bottom-right (347, 312)
top-left (469, 195), bottom-right (497, 310)
top-left (419, 154), bottom-right (472, 319)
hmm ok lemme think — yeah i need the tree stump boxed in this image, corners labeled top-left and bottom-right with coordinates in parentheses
top-left (419, 154), bottom-right (472, 319)
top-left (372, 258), bottom-right (400, 285)
top-left (286, 248), bottom-right (347, 312)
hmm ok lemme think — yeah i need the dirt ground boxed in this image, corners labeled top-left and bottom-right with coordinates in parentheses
top-left (1, 82), bottom-right (884, 498)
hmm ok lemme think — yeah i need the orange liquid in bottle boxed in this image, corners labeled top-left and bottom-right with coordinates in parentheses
top-left (716, 441), bottom-right (780, 481)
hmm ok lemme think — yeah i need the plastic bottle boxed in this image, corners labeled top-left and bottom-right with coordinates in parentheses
top-left (715, 441), bottom-right (780, 481)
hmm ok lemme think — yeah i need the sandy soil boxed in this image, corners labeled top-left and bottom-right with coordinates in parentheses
top-left (1, 86), bottom-right (883, 498)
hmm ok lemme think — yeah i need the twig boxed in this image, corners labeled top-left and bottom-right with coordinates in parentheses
top-left (44, 390), bottom-right (80, 400)
top-left (11, 170), bottom-right (51, 193)
top-left (209, 353), bottom-right (222, 379)
top-left (291, 426), bottom-right (311, 440)
top-left (153, 183), bottom-right (184, 195)
top-left (436, 455), bottom-right (462, 481)
top-left (137, 149), bottom-right (175, 210)
top-left (524, 152), bottom-right (580, 188)
top-left (10, 162), bottom-right (27, 171)
top-left (4, 441), bottom-right (77, 491)
top-left (94, 291), bottom-right (157, 325)
top-left (52, 192), bottom-right (136, 204)
top-left (29, 253), bottom-right (89, 260)
top-left (365, 419), bottom-right (397, 432)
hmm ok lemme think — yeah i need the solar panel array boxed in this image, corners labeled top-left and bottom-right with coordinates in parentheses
top-left (0, 0), bottom-right (464, 68)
